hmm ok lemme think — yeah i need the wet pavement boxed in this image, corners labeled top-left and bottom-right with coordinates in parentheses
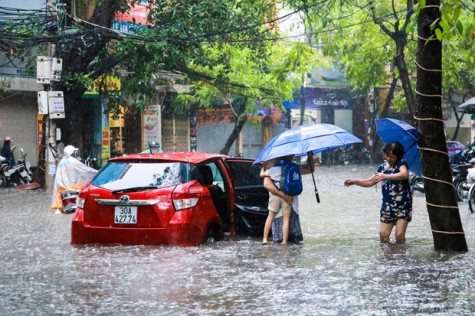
top-left (1, 165), bottom-right (474, 315)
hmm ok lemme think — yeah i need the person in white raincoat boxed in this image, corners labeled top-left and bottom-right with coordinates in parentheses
top-left (50, 145), bottom-right (98, 212)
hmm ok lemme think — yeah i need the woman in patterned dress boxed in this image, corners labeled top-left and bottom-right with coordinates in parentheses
top-left (344, 142), bottom-right (412, 244)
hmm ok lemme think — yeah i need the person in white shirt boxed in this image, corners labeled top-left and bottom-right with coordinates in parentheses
top-left (260, 158), bottom-right (293, 244)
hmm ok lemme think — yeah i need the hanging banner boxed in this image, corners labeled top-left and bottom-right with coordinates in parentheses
top-left (101, 101), bottom-right (110, 160)
top-left (143, 104), bottom-right (161, 150)
top-left (38, 114), bottom-right (43, 155)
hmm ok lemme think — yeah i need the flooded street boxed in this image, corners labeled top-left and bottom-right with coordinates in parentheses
top-left (1, 165), bottom-right (474, 315)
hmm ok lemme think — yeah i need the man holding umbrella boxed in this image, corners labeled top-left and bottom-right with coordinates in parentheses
top-left (261, 153), bottom-right (315, 244)
top-left (255, 123), bottom-right (363, 244)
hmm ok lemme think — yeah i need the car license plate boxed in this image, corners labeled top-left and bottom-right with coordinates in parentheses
top-left (114, 206), bottom-right (137, 224)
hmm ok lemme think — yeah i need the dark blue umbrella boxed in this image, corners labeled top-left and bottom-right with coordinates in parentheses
top-left (375, 118), bottom-right (422, 176)
top-left (254, 123), bottom-right (362, 203)
top-left (254, 123), bottom-right (363, 164)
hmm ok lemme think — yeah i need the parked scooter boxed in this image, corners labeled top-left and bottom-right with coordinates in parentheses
top-left (0, 148), bottom-right (33, 187)
top-left (0, 155), bottom-right (8, 187)
top-left (451, 163), bottom-right (471, 201)
top-left (409, 171), bottom-right (424, 195)
top-left (85, 155), bottom-right (99, 169)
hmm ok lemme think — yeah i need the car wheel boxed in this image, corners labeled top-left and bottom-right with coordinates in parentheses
top-left (203, 224), bottom-right (220, 244)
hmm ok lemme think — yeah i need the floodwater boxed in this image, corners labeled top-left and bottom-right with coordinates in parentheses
top-left (1, 165), bottom-right (474, 315)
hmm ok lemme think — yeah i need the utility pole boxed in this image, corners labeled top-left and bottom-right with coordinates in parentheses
top-left (37, 2), bottom-right (65, 192)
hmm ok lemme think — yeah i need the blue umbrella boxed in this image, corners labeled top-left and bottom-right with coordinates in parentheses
top-left (254, 123), bottom-right (362, 203)
top-left (254, 123), bottom-right (363, 164)
top-left (375, 118), bottom-right (422, 176)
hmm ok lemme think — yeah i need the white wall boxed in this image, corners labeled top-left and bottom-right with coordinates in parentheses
top-left (335, 109), bottom-right (353, 132)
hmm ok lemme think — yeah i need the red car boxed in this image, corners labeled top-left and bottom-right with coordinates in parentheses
top-left (71, 152), bottom-right (269, 246)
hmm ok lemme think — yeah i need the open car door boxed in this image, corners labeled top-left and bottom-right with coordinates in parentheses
top-left (225, 158), bottom-right (269, 236)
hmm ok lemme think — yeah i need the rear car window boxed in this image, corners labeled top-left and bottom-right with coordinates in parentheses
top-left (92, 161), bottom-right (191, 191)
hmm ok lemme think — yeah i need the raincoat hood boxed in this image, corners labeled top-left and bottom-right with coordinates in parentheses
top-left (63, 145), bottom-right (78, 158)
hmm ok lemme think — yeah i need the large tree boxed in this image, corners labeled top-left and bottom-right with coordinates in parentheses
top-left (416, 0), bottom-right (469, 251)
top-left (2, 0), bottom-right (310, 147)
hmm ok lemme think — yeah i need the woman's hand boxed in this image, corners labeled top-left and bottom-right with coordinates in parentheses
top-left (373, 173), bottom-right (387, 183)
top-left (344, 179), bottom-right (354, 187)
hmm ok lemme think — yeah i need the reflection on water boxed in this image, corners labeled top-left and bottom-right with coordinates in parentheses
top-left (0, 165), bottom-right (474, 315)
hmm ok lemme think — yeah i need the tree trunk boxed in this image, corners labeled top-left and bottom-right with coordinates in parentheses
top-left (220, 99), bottom-right (247, 155)
top-left (219, 114), bottom-right (247, 155)
top-left (416, 0), bottom-right (467, 251)
top-left (53, 1), bottom-right (120, 146)
top-left (394, 39), bottom-right (416, 119)
top-left (381, 76), bottom-right (398, 118)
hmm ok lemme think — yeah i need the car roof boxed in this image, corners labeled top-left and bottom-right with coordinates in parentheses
top-left (108, 152), bottom-right (230, 164)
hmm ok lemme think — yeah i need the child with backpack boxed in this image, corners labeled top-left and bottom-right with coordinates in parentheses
top-left (260, 156), bottom-right (302, 244)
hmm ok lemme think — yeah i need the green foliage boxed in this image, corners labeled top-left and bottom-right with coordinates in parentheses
top-left (0, 77), bottom-right (12, 98)
top-left (304, 0), bottom-right (412, 95)
top-left (174, 41), bottom-right (323, 116)
top-left (283, 0), bottom-right (474, 113)
top-left (110, 0), bottom-right (279, 111)
top-left (61, 72), bottom-right (93, 92)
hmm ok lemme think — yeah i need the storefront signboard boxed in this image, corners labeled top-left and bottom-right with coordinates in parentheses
top-left (143, 104), bottom-right (161, 150)
top-left (84, 76), bottom-right (121, 97)
top-left (101, 101), bottom-right (110, 160)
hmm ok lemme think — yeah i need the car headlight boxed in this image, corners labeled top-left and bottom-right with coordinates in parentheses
top-left (77, 197), bottom-right (85, 209)
top-left (173, 198), bottom-right (198, 211)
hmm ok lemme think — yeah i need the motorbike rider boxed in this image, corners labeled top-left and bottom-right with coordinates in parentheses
top-left (141, 141), bottom-right (163, 154)
top-left (51, 145), bottom-right (98, 213)
top-left (1, 136), bottom-right (16, 166)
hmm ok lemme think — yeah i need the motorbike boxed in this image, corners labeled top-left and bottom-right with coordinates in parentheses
top-left (467, 183), bottom-right (475, 214)
top-left (450, 150), bottom-right (473, 165)
top-left (0, 148), bottom-right (34, 187)
top-left (451, 163), bottom-right (471, 201)
top-left (324, 145), bottom-right (371, 166)
top-left (409, 171), bottom-right (424, 195)
top-left (329, 147), bottom-right (351, 165)
top-left (85, 155), bottom-right (99, 169)
top-left (0, 155), bottom-right (8, 187)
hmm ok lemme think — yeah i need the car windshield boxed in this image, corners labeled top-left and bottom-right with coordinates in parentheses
top-left (92, 161), bottom-right (192, 191)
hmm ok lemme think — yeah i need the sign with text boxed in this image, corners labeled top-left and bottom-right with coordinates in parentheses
top-left (84, 76), bottom-right (121, 96)
top-left (143, 104), bottom-right (161, 150)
